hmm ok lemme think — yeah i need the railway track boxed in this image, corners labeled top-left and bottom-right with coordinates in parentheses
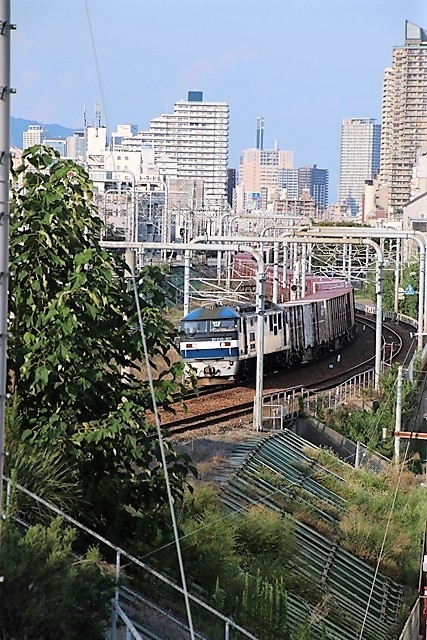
top-left (308, 317), bottom-right (403, 392)
top-left (161, 402), bottom-right (254, 434)
top-left (161, 315), bottom-right (410, 435)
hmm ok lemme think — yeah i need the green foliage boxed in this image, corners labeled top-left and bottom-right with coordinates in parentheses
top-left (235, 505), bottom-right (295, 578)
top-left (318, 365), bottom-right (418, 456)
top-left (340, 466), bottom-right (427, 583)
top-left (305, 446), bottom-right (427, 585)
top-left (174, 489), bottom-right (330, 637)
top-left (366, 259), bottom-right (419, 319)
top-left (174, 464), bottom-right (422, 637)
top-left (304, 366), bottom-right (426, 585)
top-left (4, 398), bottom-right (79, 522)
top-left (315, 221), bottom-right (370, 228)
top-left (178, 486), bottom-right (241, 594)
top-left (0, 517), bottom-right (113, 639)
top-left (238, 571), bottom-right (291, 639)
top-left (7, 145), bottom-right (195, 542)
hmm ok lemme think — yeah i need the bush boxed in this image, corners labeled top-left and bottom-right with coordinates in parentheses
top-left (0, 517), bottom-right (113, 639)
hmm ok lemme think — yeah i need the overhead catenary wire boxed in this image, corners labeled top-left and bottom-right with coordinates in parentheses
top-left (82, 1), bottom-right (195, 636)
top-left (81, 5), bottom-right (425, 635)
top-left (83, 0), bottom-right (111, 140)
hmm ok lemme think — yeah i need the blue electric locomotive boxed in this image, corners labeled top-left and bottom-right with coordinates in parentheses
top-left (179, 284), bottom-right (356, 382)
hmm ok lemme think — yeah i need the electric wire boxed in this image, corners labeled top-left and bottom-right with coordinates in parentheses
top-left (82, 2), bottom-right (195, 636)
top-left (83, 0), bottom-right (111, 136)
top-left (357, 441), bottom-right (410, 639)
top-left (132, 270), bottom-right (195, 638)
top-left (140, 448), bottom-right (356, 562)
top-left (78, 9), bottom-right (424, 633)
top-left (139, 304), bottom-right (422, 634)
top-left (358, 333), bottom-right (424, 638)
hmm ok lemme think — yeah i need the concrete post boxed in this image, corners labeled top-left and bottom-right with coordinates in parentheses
top-left (394, 238), bottom-right (401, 315)
top-left (273, 244), bottom-right (279, 304)
top-left (394, 365), bottom-right (403, 464)
top-left (183, 249), bottom-right (191, 317)
top-left (301, 243), bottom-right (307, 298)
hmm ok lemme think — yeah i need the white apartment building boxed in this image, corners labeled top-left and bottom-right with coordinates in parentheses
top-left (138, 91), bottom-right (229, 208)
top-left (277, 168), bottom-right (299, 200)
top-left (22, 124), bottom-right (45, 149)
top-left (380, 21), bottom-right (427, 214)
top-left (338, 118), bottom-right (381, 215)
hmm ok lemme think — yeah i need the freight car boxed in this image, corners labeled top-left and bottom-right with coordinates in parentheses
top-left (232, 252), bottom-right (347, 302)
top-left (179, 284), bottom-right (355, 382)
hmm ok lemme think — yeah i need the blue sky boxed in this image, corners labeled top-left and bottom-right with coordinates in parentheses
top-left (11, 0), bottom-right (427, 200)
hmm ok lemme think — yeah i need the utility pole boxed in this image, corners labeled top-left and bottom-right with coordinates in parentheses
top-left (0, 0), bottom-right (13, 524)
top-left (394, 366), bottom-right (403, 464)
top-left (102, 240), bottom-right (266, 431)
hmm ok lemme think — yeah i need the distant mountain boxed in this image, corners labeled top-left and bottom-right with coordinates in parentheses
top-left (11, 117), bottom-right (77, 148)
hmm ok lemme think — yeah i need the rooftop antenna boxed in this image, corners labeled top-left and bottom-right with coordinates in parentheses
top-left (95, 102), bottom-right (101, 128)
top-left (83, 101), bottom-right (87, 129)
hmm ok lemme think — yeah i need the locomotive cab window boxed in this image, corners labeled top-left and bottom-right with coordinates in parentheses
top-left (181, 320), bottom-right (208, 335)
top-left (211, 319), bottom-right (238, 332)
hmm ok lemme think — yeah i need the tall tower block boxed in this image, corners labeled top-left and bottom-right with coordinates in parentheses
top-left (380, 21), bottom-right (427, 214)
top-left (338, 118), bottom-right (380, 215)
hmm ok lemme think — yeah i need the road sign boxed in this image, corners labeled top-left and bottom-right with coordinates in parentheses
top-left (405, 284), bottom-right (415, 296)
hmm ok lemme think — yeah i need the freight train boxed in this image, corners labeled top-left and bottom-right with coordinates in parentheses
top-left (232, 252), bottom-right (348, 302)
top-left (179, 283), bottom-right (356, 382)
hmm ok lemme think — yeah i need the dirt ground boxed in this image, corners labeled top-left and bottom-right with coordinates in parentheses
top-left (170, 420), bottom-right (262, 484)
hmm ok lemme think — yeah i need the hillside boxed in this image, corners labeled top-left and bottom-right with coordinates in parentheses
top-left (11, 116), bottom-right (76, 148)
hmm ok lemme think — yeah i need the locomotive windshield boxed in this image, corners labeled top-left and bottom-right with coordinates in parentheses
top-left (181, 318), bottom-right (238, 336)
top-left (211, 319), bottom-right (236, 331)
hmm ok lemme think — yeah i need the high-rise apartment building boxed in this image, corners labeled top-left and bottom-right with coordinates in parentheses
top-left (66, 131), bottom-right (86, 160)
top-left (139, 91), bottom-right (229, 207)
top-left (276, 168), bottom-right (299, 200)
top-left (23, 124), bottom-right (45, 149)
top-left (338, 118), bottom-right (380, 215)
top-left (227, 168), bottom-right (236, 207)
top-left (297, 165), bottom-right (329, 210)
top-left (239, 148), bottom-right (293, 193)
top-left (380, 21), bottom-right (427, 214)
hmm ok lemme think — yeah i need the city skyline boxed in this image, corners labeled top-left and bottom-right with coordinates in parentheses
top-left (11, 1), bottom-right (427, 199)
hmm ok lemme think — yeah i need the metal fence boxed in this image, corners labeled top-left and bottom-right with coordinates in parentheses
top-left (3, 477), bottom-right (258, 640)
top-left (398, 598), bottom-right (421, 640)
top-left (261, 369), bottom-right (375, 431)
